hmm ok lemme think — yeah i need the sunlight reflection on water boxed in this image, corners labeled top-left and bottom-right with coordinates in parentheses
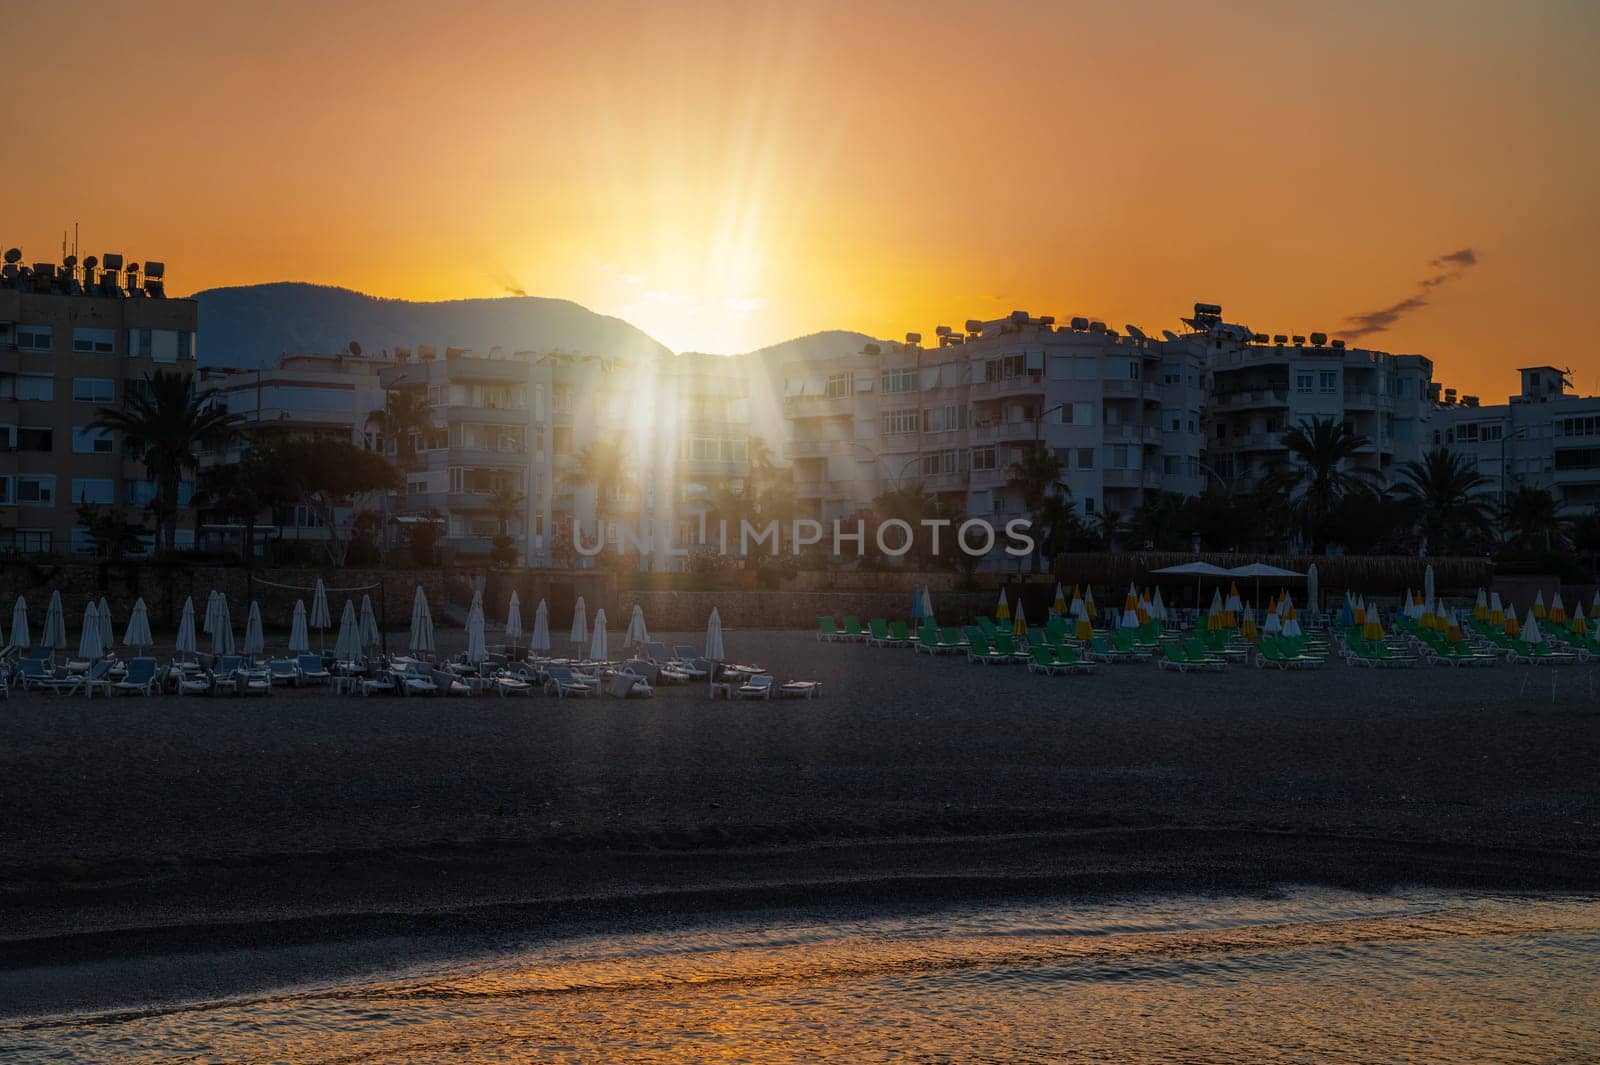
top-left (4, 889), bottom-right (1597, 1063)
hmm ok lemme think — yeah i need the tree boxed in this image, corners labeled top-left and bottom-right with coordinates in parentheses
top-left (1502, 484), bottom-right (1559, 552)
top-left (1270, 417), bottom-right (1379, 553)
top-left (1092, 508), bottom-right (1128, 552)
top-left (870, 482), bottom-right (952, 566)
top-left (365, 388), bottom-right (433, 513)
top-left (486, 484), bottom-right (527, 567)
top-left (92, 369), bottom-right (243, 552)
top-left (1004, 446), bottom-right (1069, 571)
top-left (195, 440), bottom-right (295, 562)
top-left (274, 438), bottom-right (401, 565)
top-left (1131, 490), bottom-right (1187, 551)
top-left (1396, 447), bottom-right (1493, 554)
top-left (74, 501), bottom-right (148, 561)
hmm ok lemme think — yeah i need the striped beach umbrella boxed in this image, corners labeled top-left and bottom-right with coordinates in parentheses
top-left (1473, 588), bottom-right (1489, 620)
top-left (1083, 586), bottom-right (1097, 619)
top-left (1549, 593), bottom-right (1567, 625)
top-left (1051, 583), bottom-right (1068, 619)
top-left (1263, 608), bottom-right (1282, 635)
top-left (1533, 591), bottom-right (1547, 619)
top-left (1571, 601), bottom-right (1589, 636)
top-left (1013, 604), bottom-right (1029, 638)
top-left (289, 600), bottom-right (310, 653)
top-left (994, 589), bottom-right (1011, 624)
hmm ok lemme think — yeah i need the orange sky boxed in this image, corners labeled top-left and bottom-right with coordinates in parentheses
top-left (9, 0), bottom-right (1598, 398)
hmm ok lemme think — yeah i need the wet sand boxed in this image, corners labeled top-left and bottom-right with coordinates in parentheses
top-left (1, 629), bottom-right (1597, 1012)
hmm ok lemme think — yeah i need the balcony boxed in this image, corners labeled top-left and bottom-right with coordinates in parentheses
top-left (969, 421), bottom-right (1037, 444)
top-left (1342, 389), bottom-right (1394, 411)
top-left (440, 358), bottom-right (531, 384)
top-left (444, 404), bottom-right (530, 426)
top-left (421, 446), bottom-right (529, 470)
top-left (1214, 432), bottom-right (1284, 451)
top-left (1102, 469), bottom-right (1141, 488)
top-left (969, 374), bottom-right (1045, 399)
top-left (1142, 382), bottom-right (1163, 402)
top-left (969, 467), bottom-right (1008, 490)
top-left (784, 394), bottom-right (854, 419)
top-left (1212, 388), bottom-right (1288, 410)
top-left (786, 438), bottom-right (856, 459)
top-left (909, 471), bottom-right (970, 494)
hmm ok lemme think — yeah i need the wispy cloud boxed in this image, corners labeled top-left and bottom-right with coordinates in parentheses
top-left (1339, 247), bottom-right (1480, 339)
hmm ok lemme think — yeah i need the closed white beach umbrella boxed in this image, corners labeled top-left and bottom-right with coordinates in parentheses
top-left (1151, 588), bottom-right (1167, 623)
top-left (311, 578), bottom-right (331, 650)
top-left (78, 601), bottom-right (105, 660)
top-left (921, 587), bottom-right (934, 623)
top-left (243, 601), bottom-right (265, 656)
top-left (334, 600), bottom-right (362, 660)
top-left (466, 599), bottom-right (488, 663)
top-left (212, 595), bottom-right (236, 656)
top-left (359, 594), bottom-right (380, 650)
top-left (1522, 613), bottom-right (1543, 644)
top-left (625, 603), bottom-right (648, 648)
top-left (570, 595), bottom-right (588, 647)
top-left (175, 597), bottom-right (198, 656)
top-left (705, 607), bottom-right (725, 661)
top-left (531, 598), bottom-right (551, 653)
top-left (44, 590), bottom-right (68, 651)
top-left (1424, 564), bottom-right (1435, 607)
top-left (505, 591), bottom-right (524, 643)
top-left (289, 600), bottom-right (310, 653)
top-left (203, 590), bottom-right (219, 638)
top-left (97, 596), bottom-right (115, 651)
top-left (588, 607), bottom-right (608, 661)
top-left (124, 598), bottom-right (153, 651)
top-left (409, 585), bottom-right (435, 655)
top-left (1306, 563), bottom-right (1319, 614)
top-left (11, 596), bottom-right (29, 651)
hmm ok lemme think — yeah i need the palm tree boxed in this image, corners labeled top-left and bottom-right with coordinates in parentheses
top-left (486, 484), bottom-right (528, 566)
top-left (1396, 447), bottom-right (1493, 553)
top-left (1503, 484), bottom-right (1559, 551)
top-left (1272, 417), bottom-right (1378, 553)
top-left (872, 482), bottom-right (950, 563)
top-left (565, 441), bottom-right (634, 536)
top-left (1004, 446), bottom-right (1069, 571)
top-left (92, 370), bottom-right (242, 552)
top-left (1092, 508), bottom-right (1128, 552)
top-left (367, 388), bottom-right (433, 467)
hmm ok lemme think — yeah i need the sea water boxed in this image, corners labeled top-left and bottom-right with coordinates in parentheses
top-left (3, 889), bottom-right (1596, 1063)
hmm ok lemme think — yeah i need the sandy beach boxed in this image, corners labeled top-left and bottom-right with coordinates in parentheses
top-left (2, 629), bottom-right (1597, 1013)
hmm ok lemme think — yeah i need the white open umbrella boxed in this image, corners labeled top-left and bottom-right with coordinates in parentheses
top-left (505, 591), bottom-right (524, 645)
top-left (466, 598), bottom-right (488, 663)
top-left (531, 598), bottom-right (551, 654)
top-left (705, 607), bottom-right (725, 661)
top-left (334, 599), bottom-right (362, 660)
top-left (10, 596), bottom-right (29, 650)
top-left (311, 578), bottom-right (331, 652)
top-left (78, 601), bottom-right (105, 660)
top-left (211, 595), bottom-right (235, 656)
top-left (589, 607), bottom-right (608, 662)
top-left (570, 595), bottom-right (588, 648)
top-left (44, 590), bottom-right (68, 652)
top-left (359, 594), bottom-right (380, 651)
top-left (409, 585), bottom-right (435, 655)
top-left (175, 597), bottom-right (197, 657)
top-left (124, 598), bottom-right (153, 651)
top-left (243, 601), bottom-right (265, 656)
top-left (289, 600), bottom-right (310, 653)
top-left (97, 596), bottom-right (114, 651)
top-left (625, 603), bottom-right (648, 649)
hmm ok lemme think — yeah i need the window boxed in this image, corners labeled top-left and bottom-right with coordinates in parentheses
top-left (1558, 416), bottom-right (1599, 438)
top-left (4, 374), bottom-right (54, 401)
top-left (15, 475), bottom-right (55, 506)
top-left (126, 328), bottom-right (193, 363)
top-left (1458, 423), bottom-right (1479, 443)
top-left (552, 385), bottom-right (573, 413)
top-left (15, 326), bottom-right (53, 353)
top-left (880, 368), bottom-right (918, 394)
top-left (1318, 370), bottom-right (1338, 394)
top-left (552, 427), bottom-right (573, 455)
top-left (9, 529), bottom-right (51, 553)
top-left (922, 404), bottom-right (967, 433)
top-left (16, 426), bottom-right (52, 451)
top-left (72, 478), bottom-right (115, 504)
top-left (72, 327), bottom-right (116, 354)
top-left (880, 408), bottom-right (919, 436)
top-left (824, 373), bottom-right (850, 399)
top-left (1295, 372), bottom-right (1314, 394)
top-left (73, 378), bottom-right (115, 404)
top-left (1075, 447), bottom-right (1095, 470)
top-left (1083, 496), bottom-right (1096, 515)
top-left (1059, 401), bottom-right (1095, 427)
top-left (1163, 371), bottom-right (1180, 385)
top-left (971, 446), bottom-right (997, 471)
top-left (72, 427), bottom-right (115, 454)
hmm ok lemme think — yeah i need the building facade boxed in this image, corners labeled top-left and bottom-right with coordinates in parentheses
top-left (0, 249), bottom-right (198, 555)
top-left (1432, 366), bottom-right (1600, 515)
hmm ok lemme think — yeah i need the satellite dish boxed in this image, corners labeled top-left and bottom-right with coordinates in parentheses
top-left (1125, 324), bottom-right (1146, 340)
top-left (1162, 330), bottom-right (1180, 342)
top-left (84, 255), bottom-right (98, 269)
top-left (2, 248), bottom-right (19, 265)
top-left (62, 254), bottom-right (77, 268)
top-left (127, 262), bottom-right (140, 273)
top-left (348, 340), bottom-right (363, 356)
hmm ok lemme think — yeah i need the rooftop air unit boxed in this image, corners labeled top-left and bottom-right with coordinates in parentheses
top-left (1070, 316), bottom-right (1089, 331)
top-left (1273, 334), bottom-right (1288, 345)
top-left (1292, 335), bottom-right (1306, 345)
top-left (965, 319), bottom-right (984, 334)
top-left (1009, 310), bottom-right (1029, 324)
top-left (905, 332), bottom-right (921, 344)
top-left (1330, 339), bottom-right (1346, 350)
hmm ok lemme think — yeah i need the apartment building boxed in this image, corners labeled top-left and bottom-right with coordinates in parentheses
top-left (1432, 366), bottom-right (1600, 514)
top-left (782, 310), bottom-right (1208, 528)
top-left (0, 247), bottom-right (198, 555)
top-left (196, 351), bottom-right (390, 548)
top-left (1204, 319), bottom-right (1434, 483)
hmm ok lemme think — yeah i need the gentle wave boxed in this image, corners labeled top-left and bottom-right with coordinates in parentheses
top-left (5, 889), bottom-right (1598, 1063)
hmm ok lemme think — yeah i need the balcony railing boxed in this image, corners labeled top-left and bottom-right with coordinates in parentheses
top-left (783, 394), bottom-right (854, 418)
